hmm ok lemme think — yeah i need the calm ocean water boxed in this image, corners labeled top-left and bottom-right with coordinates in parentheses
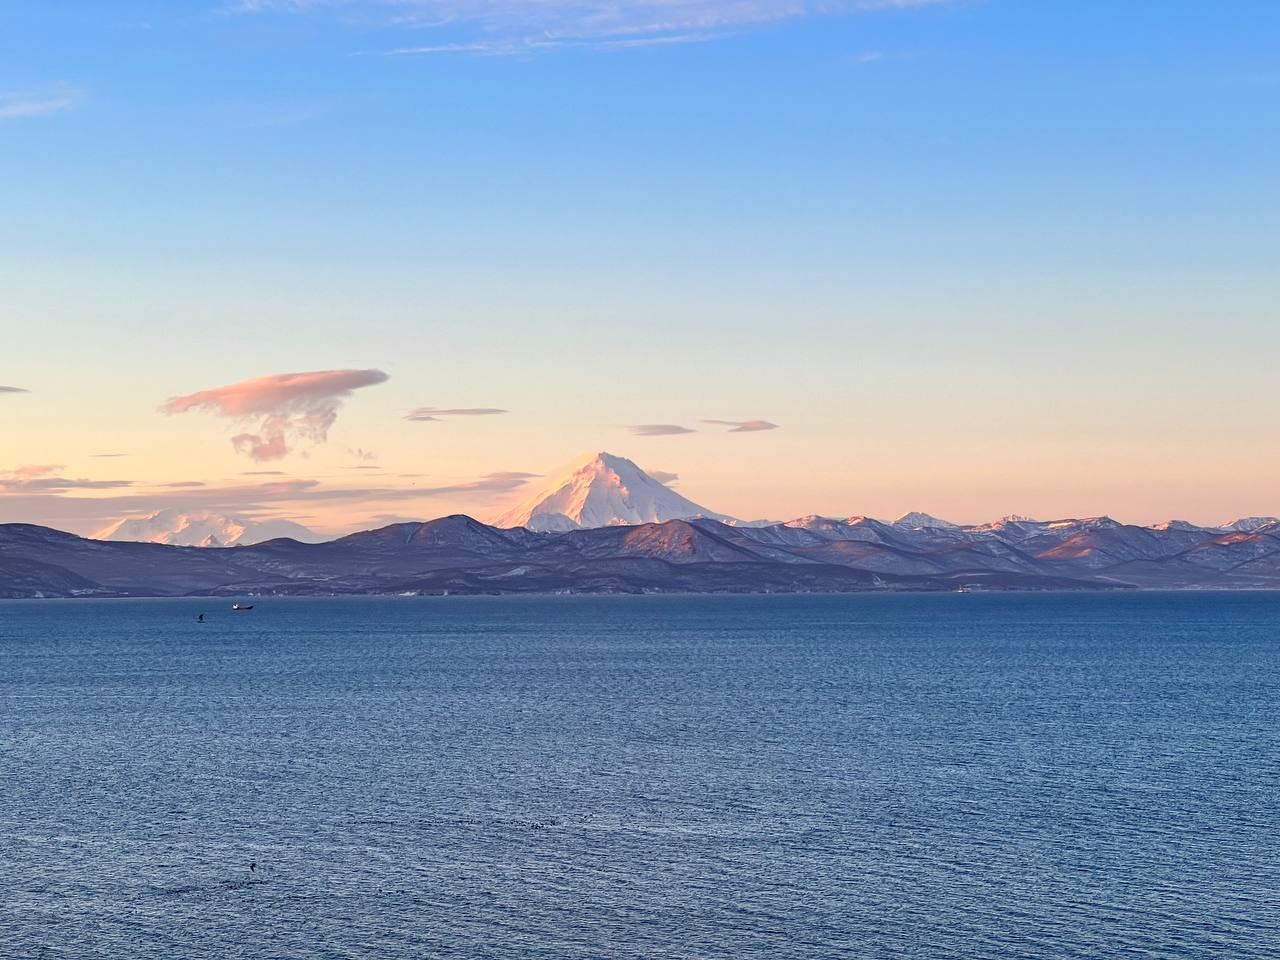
top-left (1, 592), bottom-right (1278, 959)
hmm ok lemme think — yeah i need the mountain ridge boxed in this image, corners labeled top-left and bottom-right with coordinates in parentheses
top-left (85, 454), bottom-right (1277, 548)
top-left (3, 511), bottom-right (1279, 598)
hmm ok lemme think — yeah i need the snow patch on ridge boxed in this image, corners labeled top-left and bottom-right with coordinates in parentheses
top-left (1221, 516), bottom-right (1280, 533)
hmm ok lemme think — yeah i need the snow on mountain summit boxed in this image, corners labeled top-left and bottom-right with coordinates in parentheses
top-left (92, 509), bottom-right (323, 547)
top-left (492, 452), bottom-right (734, 532)
top-left (1152, 519), bottom-right (1210, 532)
top-left (1220, 517), bottom-right (1280, 533)
top-left (892, 511), bottom-right (959, 530)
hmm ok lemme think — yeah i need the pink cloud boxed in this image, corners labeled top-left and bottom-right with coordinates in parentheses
top-left (630, 424), bottom-right (695, 436)
top-left (10, 464), bottom-right (62, 479)
top-left (163, 369), bottom-right (389, 461)
top-left (702, 418), bottom-right (780, 433)
top-left (1, 464), bottom-right (134, 492)
top-left (396, 471), bottom-right (540, 496)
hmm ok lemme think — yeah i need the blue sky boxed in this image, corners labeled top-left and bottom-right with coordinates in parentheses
top-left (2, 1), bottom-right (1278, 532)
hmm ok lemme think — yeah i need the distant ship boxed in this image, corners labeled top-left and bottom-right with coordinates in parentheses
top-left (231, 603), bottom-right (254, 611)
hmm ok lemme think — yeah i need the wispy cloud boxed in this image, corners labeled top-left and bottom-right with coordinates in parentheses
top-left (648, 470), bottom-right (680, 485)
top-left (629, 423), bottom-right (696, 436)
top-left (363, 512), bottom-right (427, 526)
top-left (91, 453), bottom-right (129, 458)
top-left (1, 470), bottom-right (540, 532)
top-left (424, 471), bottom-right (540, 495)
top-left (703, 418), bottom-right (780, 432)
top-left (163, 369), bottom-right (388, 461)
top-left (406, 406), bottom-right (508, 422)
top-left (235, 0), bottom-right (954, 55)
top-left (0, 87), bottom-right (80, 120)
top-left (0, 464), bottom-right (134, 493)
top-left (383, 30), bottom-right (729, 57)
top-left (0, 385), bottom-right (29, 394)
top-left (8, 465), bottom-right (63, 480)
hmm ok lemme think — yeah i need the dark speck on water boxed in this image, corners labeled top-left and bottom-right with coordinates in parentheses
top-left (2, 593), bottom-right (1279, 958)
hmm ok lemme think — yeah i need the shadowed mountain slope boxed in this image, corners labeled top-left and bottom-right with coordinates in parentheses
top-left (4, 511), bottom-right (1279, 598)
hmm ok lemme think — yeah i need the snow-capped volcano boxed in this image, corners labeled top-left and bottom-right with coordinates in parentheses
top-left (92, 509), bottom-right (322, 547)
top-left (493, 452), bottom-right (733, 532)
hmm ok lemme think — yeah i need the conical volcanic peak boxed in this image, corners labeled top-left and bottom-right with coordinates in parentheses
top-left (493, 452), bottom-right (733, 532)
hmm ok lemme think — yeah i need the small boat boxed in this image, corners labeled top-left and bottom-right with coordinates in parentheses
top-left (231, 603), bottom-right (254, 611)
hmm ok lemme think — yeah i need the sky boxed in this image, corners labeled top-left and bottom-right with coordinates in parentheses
top-left (1, 0), bottom-right (1278, 535)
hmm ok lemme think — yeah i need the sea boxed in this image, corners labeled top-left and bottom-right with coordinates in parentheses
top-left (1, 592), bottom-right (1278, 959)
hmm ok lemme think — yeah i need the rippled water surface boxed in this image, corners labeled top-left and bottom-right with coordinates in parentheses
top-left (2, 593), bottom-right (1279, 958)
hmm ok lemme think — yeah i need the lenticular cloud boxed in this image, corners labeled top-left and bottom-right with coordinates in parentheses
top-left (702, 418), bottom-right (780, 433)
top-left (163, 369), bottom-right (388, 461)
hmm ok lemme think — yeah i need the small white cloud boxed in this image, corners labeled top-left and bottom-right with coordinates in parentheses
top-left (0, 87), bottom-right (80, 121)
top-left (240, 1), bottom-right (957, 55)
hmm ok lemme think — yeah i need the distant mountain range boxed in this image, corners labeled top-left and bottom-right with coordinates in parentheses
top-left (3, 451), bottom-right (1272, 597)
top-left (3, 510), bottom-right (1278, 599)
top-left (93, 509), bottom-right (323, 547)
